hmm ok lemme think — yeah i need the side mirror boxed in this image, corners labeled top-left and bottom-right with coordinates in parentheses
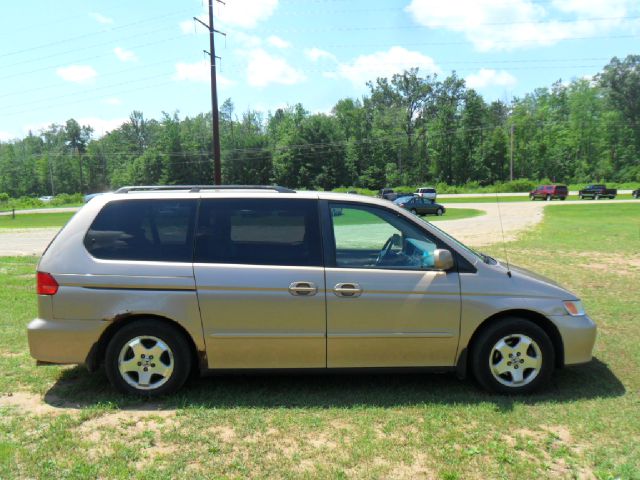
top-left (433, 249), bottom-right (454, 271)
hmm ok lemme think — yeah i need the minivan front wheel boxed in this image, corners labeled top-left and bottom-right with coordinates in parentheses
top-left (471, 318), bottom-right (554, 394)
top-left (105, 320), bottom-right (192, 396)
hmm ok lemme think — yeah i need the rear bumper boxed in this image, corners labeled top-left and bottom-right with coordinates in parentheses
top-left (27, 318), bottom-right (108, 365)
top-left (549, 314), bottom-right (597, 365)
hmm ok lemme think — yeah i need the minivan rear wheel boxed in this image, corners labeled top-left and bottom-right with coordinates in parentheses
top-left (105, 320), bottom-right (192, 396)
top-left (471, 318), bottom-right (554, 394)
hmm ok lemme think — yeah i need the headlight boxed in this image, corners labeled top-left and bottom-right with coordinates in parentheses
top-left (563, 300), bottom-right (585, 316)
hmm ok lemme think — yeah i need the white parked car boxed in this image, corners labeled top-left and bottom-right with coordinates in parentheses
top-left (415, 187), bottom-right (437, 200)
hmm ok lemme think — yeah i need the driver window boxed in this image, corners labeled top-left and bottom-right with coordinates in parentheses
top-left (330, 203), bottom-right (438, 270)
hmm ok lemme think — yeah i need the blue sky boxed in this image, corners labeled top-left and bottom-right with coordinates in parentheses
top-left (1, 0), bottom-right (638, 140)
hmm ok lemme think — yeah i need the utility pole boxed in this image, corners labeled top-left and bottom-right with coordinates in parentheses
top-left (48, 158), bottom-right (55, 196)
top-left (194, 0), bottom-right (225, 185)
top-left (509, 124), bottom-right (514, 181)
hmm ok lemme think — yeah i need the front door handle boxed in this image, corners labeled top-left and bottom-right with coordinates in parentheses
top-left (288, 281), bottom-right (318, 296)
top-left (333, 283), bottom-right (362, 297)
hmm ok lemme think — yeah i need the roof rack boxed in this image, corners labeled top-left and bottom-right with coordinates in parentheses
top-left (115, 185), bottom-right (296, 194)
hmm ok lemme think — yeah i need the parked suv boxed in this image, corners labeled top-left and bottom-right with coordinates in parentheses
top-left (529, 185), bottom-right (568, 201)
top-left (415, 187), bottom-right (437, 200)
top-left (28, 185), bottom-right (596, 396)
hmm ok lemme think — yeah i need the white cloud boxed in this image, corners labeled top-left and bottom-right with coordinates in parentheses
top-left (89, 12), bottom-right (113, 24)
top-left (114, 47), bottom-right (137, 62)
top-left (465, 69), bottom-right (517, 89)
top-left (336, 47), bottom-right (440, 87)
top-left (305, 48), bottom-right (337, 62)
top-left (56, 65), bottom-right (97, 84)
top-left (173, 60), bottom-right (235, 88)
top-left (246, 49), bottom-right (306, 87)
top-left (405, 0), bottom-right (638, 52)
top-left (267, 35), bottom-right (290, 49)
top-left (103, 97), bottom-right (122, 106)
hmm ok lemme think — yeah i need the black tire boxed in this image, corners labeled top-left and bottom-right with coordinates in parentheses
top-left (410, 208), bottom-right (418, 215)
top-left (471, 318), bottom-right (555, 395)
top-left (560, 197), bottom-right (566, 201)
top-left (436, 208), bottom-right (444, 216)
top-left (105, 319), bottom-right (192, 396)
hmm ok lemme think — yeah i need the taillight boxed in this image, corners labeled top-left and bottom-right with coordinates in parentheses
top-left (37, 272), bottom-right (59, 295)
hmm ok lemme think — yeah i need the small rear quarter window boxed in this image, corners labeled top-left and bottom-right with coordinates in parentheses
top-left (84, 199), bottom-right (197, 262)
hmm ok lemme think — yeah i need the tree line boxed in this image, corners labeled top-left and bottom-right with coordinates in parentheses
top-left (1, 55), bottom-right (639, 197)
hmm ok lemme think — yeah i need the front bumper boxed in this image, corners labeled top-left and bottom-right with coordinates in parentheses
top-left (549, 313), bottom-right (597, 365)
top-left (27, 318), bottom-right (108, 365)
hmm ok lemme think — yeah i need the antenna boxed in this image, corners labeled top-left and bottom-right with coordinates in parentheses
top-left (495, 190), bottom-right (512, 278)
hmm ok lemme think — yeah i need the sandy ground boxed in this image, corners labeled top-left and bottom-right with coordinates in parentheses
top-left (434, 201), bottom-right (545, 247)
top-left (0, 200), bottom-right (637, 256)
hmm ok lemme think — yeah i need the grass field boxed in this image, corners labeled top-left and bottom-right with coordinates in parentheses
top-left (0, 212), bottom-right (75, 229)
top-left (0, 205), bottom-right (639, 478)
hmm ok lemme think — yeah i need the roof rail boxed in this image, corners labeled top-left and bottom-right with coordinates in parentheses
top-left (115, 185), bottom-right (296, 194)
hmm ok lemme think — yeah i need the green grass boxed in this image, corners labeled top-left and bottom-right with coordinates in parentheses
top-left (0, 212), bottom-right (75, 229)
top-left (0, 204), bottom-right (639, 478)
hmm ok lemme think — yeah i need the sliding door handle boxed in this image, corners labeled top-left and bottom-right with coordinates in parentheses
top-left (288, 281), bottom-right (318, 296)
top-left (333, 283), bottom-right (362, 297)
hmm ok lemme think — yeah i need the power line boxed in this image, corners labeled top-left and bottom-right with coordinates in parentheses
top-left (0, 54), bottom-right (613, 101)
top-left (0, 57), bottom-right (182, 100)
top-left (2, 24), bottom-right (180, 70)
top-left (8, 118), bottom-right (635, 161)
top-left (0, 8), bottom-right (193, 59)
top-left (254, 16), bottom-right (640, 33)
top-left (0, 33), bottom-right (189, 82)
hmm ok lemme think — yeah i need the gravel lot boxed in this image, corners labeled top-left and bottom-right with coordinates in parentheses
top-left (0, 200), bottom-right (637, 256)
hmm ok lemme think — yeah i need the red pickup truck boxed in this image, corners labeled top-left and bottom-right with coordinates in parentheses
top-left (529, 185), bottom-right (568, 201)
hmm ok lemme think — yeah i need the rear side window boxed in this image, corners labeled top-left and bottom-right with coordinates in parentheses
top-left (195, 199), bottom-right (322, 266)
top-left (84, 199), bottom-right (197, 262)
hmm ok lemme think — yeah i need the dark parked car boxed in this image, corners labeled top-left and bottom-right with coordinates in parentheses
top-left (378, 188), bottom-right (414, 201)
top-left (394, 196), bottom-right (446, 216)
top-left (632, 188), bottom-right (639, 199)
top-left (529, 185), bottom-right (568, 201)
top-left (578, 184), bottom-right (617, 200)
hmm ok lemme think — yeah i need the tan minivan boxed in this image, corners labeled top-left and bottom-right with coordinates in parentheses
top-left (28, 186), bottom-right (596, 396)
